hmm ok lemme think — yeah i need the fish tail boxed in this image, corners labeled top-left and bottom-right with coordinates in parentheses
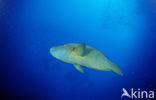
top-left (111, 63), bottom-right (123, 76)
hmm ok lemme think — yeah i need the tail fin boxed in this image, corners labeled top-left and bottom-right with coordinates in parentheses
top-left (111, 63), bottom-right (123, 76)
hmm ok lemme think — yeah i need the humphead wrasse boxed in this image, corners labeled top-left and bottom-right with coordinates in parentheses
top-left (50, 43), bottom-right (123, 75)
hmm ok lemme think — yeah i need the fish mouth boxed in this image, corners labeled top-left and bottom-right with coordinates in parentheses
top-left (50, 47), bottom-right (56, 56)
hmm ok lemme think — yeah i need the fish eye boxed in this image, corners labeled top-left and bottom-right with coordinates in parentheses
top-left (72, 47), bottom-right (75, 51)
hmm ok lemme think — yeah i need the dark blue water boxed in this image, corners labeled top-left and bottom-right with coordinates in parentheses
top-left (1, 0), bottom-right (156, 100)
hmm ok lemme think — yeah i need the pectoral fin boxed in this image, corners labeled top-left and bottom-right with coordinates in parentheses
top-left (73, 43), bottom-right (86, 56)
top-left (74, 64), bottom-right (84, 73)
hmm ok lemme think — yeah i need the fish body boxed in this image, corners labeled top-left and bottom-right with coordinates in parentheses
top-left (50, 43), bottom-right (123, 75)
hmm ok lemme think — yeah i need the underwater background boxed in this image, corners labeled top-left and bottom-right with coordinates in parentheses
top-left (1, 0), bottom-right (156, 100)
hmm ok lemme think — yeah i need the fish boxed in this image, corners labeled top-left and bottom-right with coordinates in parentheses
top-left (50, 43), bottom-right (123, 75)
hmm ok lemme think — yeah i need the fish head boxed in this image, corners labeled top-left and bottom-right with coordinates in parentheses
top-left (50, 44), bottom-right (75, 60)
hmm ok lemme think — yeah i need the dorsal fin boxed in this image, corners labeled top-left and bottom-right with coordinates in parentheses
top-left (73, 43), bottom-right (86, 56)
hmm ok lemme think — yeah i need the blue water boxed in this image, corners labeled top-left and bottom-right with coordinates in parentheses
top-left (1, 0), bottom-right (156, 100)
